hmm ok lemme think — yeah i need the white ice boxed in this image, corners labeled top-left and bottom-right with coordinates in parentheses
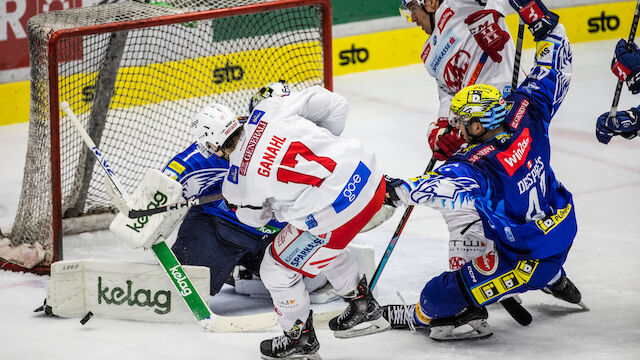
top-left (1, 39), bottom-right (640, 359)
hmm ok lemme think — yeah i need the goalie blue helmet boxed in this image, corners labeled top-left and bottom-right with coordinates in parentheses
top-left (248, 80), bottom-right (291, 114)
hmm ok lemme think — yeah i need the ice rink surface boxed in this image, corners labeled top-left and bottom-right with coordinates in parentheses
top-left (1, 39), bottom-right (640, 359)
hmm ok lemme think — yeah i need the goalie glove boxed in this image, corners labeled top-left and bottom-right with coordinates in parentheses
top-left (465, 9), bottom-right (510, 63)
top-left (109, 169), bottom-right (188, 249)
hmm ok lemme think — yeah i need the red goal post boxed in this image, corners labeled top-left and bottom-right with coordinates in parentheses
top-left (1, 0), bottom-right (332, 274)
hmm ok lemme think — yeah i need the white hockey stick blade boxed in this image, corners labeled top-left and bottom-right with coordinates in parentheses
top-left (211, 312), bottom-right (277, 332)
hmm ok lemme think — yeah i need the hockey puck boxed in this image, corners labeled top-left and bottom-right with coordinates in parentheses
top-left (80, 311), bottom-right (94, 325)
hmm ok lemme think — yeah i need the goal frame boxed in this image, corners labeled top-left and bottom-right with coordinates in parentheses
top-left (1, 0), bottom-right (332, 274)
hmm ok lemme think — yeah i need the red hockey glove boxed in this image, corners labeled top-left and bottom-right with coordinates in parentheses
top-left (428, 118), bottom-right (465, 161)
top-left (465, 9), bottom-right (510, 63)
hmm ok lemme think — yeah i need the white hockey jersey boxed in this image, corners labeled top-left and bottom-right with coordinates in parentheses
top-left (222, 86), bottom-right (383, 235)
top-left (423, 0), bottom-right (515, 119)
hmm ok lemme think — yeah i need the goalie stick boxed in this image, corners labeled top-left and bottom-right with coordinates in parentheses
top-left (62, 101), bottom-right (276, 332)
top-left (608, 0), bottom-right (640, 118)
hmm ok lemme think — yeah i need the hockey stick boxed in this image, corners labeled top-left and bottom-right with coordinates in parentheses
top-left (608, 0), bottom-right (640, 118)
top-left (369, 156), bottom-right (439, 291)
top-left (103, 179), bottom-right (223, 218)
top-left (61, 101), bottom-right (276, 332)
top-left (511, 19), bottom-right (525, 92)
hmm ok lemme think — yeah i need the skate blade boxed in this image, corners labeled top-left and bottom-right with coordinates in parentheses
top-left (261, 352), bottom-right (322, 360)
top-left (429, 319), bottom-right (493, 342)
top-left (577, 301), bottom-right (589, 311)
top-left (333, 317), bottom-right (391, 339)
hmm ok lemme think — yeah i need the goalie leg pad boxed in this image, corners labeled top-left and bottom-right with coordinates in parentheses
top-left (46, 259), bottom-right (210, 323)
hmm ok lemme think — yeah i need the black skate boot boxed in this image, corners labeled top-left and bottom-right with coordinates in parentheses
top-left (328, 276), bottom-right (390, 338)
top-left (260, 310), bottom-right (321, 360)
top-left (542, 275), bottom-right (589, 310)
top-left (382, 303), bottom-right (430, 330)
top-left (429, 306), bottom-right (492, 341)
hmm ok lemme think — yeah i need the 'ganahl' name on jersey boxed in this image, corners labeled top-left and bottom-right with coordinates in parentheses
top-left (222, 86), bottom-right (382, 235)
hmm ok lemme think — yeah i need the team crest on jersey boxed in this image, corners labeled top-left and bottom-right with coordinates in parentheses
top-left (227, 165), bottom-right (239, 184)
top-left (249, 110), bottom-right (265, 125)
top-left (444, 50), bottom-right (470, 92)
top-left (472, 251), bottom-right (498, 276)
top-left (497, 128), bottom-right (531, 176)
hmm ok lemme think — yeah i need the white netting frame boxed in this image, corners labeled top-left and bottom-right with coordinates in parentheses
top-left (7, 0), bottom-right (331, 268)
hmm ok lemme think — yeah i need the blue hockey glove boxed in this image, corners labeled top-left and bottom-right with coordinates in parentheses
top-left (611, 39), bottom-right (640, 94)
top-left (596, 107), bottom-right (640, 144)
top-left (508, 0), bottom-right (558, 41)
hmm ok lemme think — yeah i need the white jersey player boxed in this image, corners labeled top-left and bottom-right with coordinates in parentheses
top-left (206, 84), bottom-right (389, 360)
top-left (401, 0), bottom-right (515, 270)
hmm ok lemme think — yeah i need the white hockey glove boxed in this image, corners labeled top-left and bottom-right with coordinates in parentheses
top-left (109, 168), bottom-right (188, 249)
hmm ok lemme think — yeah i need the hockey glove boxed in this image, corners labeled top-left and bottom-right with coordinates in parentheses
top-left (384, 175), bottom-right (405, 208)
top-left (596, 107), bottom-right (640, 144)
top-left (428, 118), bottom-right (465, 161)
top-left (508, 0), bottom-right (558, 41)
top-left (465, 9), bottom-right (510, 63)
top-left (611, 39), bottom-right (640, 94)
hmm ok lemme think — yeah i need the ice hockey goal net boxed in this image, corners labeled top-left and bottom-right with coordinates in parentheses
top-left (1, 0), bottom-right (332, 273)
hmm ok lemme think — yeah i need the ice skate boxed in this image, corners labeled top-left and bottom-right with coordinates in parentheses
top-left (382, 303), bottom-right (429, 331)
top-left (328, 276), bottom-right (390, 338)
top-left (260, 310), bottom-right (321, 360)
top-left (429, 306), bottom-right (493, 341)
top-left (542, 275), bottom-right (589, 310)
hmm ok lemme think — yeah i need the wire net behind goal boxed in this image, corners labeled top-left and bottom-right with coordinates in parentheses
top-left (7, 0), bottom-right (331, 270)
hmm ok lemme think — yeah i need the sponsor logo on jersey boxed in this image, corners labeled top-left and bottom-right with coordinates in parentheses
top-left (438, 8), bottom-right (455, 32)
top-left (497, 128), bottom-right (532, 176)
top-left (421, 43), bottom-right (431, 63)
top-left (331, 161), bottom-right (371, 214)
top-left (469, 145), bottom-right (495, 163)
top-left (535, 203), bottom-right (572, 234)
top-left (167, 160), bottom-right (185, 175)
top-left (536, 41), bottom-right (554, 66)
top-left (240, 120), bottom-right (268, 175)
top-left (517, 156), bottom-right (544, 194)
top-left (510, 99), bottom-right (530, 129)
top-left (444, 50), bottom-right (470, 92)
top-left (257, 135), bottom-right (287, 177)
top-left (472, 251), bottom-right (498, 276)
top-left (97, 277), bottom-right (171, 315)
top-left (227, 165), bottom-right (239, 184)
top-left (429, 30), bottom-right (457, 73)
top-left (248, 110), bottom-right (265, 125)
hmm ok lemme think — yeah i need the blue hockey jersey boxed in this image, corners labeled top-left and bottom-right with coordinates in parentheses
top-left (397, 25), bottom-right (575, 261)
top-left (162, 142), bottom-right (285, 236)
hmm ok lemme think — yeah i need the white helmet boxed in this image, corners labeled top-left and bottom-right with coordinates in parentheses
top-left (248, 80), bottom-right (291, 113)
top-left (191, 103), bottom-right (240, 157)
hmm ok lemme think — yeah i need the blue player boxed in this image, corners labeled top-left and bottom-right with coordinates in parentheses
top-left (162, 101), bottom-right (287, 296)
top-left (382, 0), bottom-right (585, 340)
top-left (596, 38), bottom-right (640, 143)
